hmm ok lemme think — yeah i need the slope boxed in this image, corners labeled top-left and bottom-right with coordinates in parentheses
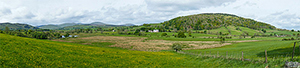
top-left (198, 25), bottom-right (263, 36)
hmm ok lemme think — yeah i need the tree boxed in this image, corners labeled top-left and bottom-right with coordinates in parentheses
top-left (220, 37), bottom-right (225, 43)
top-left (161, 33), bottom-right (167, 36)
top-left (64, 32), bottom-right (70, 37)
top-left (188, 31), bottom-right (192, 37)
top-left (292, 29), bottom-right (295, 32)
top-left (172, 43), bottom-right (182, 52)
top-left (177, 32), bottom-right (186, 38)
top-left (251, 36), bottom-right (255, 38)
top-left (261, 29), bottom-right (266, 33)
top-left (134, 29), bottom-right (140, 35)
top-left (4, 26), bottom-right (9, 33)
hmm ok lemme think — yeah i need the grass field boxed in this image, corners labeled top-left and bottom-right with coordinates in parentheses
top-left (1, 33), bottom-right (270, 67)
top-left (2, 26), bottom-right (300, 67)
top-left (184, 40), bottom-right (300, 67)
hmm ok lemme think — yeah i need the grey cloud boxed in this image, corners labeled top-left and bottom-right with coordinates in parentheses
top-left (0, 7), bottom-right (12, 15)
top-left (233, 1), bottom-right (257, 9)
top-left (14, 12), bottom-right (36, 19)
top-left (145, 0), bottom-right (236, 12)
top-left (262, 12), bottom-right (300, 30)
top-left (244, 1), bottom-right (256, 6)
top-left (271, 10), bottom-right (289, 16)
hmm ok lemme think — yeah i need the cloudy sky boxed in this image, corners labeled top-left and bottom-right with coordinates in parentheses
top-left (0, 0), bottom-right (299, 30)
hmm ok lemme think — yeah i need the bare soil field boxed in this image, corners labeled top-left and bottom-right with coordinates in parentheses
top-left (53, 36), bottom-right (258, 51)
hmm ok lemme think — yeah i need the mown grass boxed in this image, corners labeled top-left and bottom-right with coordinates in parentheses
top-left (0, 33), bottom-right (269, 67)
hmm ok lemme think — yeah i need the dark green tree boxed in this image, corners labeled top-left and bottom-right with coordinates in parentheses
top-left (4, 26), bottom-right (9, 33)
top-left (188, 31), bottom-right (192, 37)
top-left (177, 32), bottom-right (186, 38)
top-left (134, 29), bottom-right (140, 35)
top-left (64, 32), bottom-right (70, 37)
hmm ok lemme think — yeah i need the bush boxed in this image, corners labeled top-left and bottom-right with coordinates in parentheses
top-left (188, 32), bottom-right (192, 37)
top-left (161, 33), bottom-right (167, 36)
top-left (282, 38), bottom-right (288, 41)
top-left (251, 36), bottom-right (255, 38)
top-left (177, 32), bottom-right (186, 38)
top-left (172, 43), bottom-right (182, 52)
top-left (64, 32), bottom-right (70, 37)
top-left (220, 38), bottom-right (225, 43)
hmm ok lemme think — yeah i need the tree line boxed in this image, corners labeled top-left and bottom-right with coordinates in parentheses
top-left (0, 26), bottom-right (61, 39)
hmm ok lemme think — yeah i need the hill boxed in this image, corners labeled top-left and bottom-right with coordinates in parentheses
top-left (0, 23), bottom-right (39, 30)
top-left (161, 13), bottom-right (276, 31)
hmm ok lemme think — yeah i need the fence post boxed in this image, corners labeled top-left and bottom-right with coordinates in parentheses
top-left (265, 50), bottom-right (268, 63)
top-left (242, 51), bottom-right (244, 61)
top-left (217, 51), bottom-right (219, 57)
top-left (210, 51), bottom-right (211, 56)
top-left (226, 51), bottom-right (228, 59)
top-left (201, 52), bottom-right (202, 56)
top-left (292, 42), bottom-right (296, 60)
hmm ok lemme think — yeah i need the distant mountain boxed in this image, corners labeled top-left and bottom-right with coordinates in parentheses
top-left (90, 22), bottom-right (107, 26)
top-left (38, 23), bottom-right (82, 29)
top-left (58, 22), bottom-right (124, 30)
top-left (0, 23), bottom-right (39, 30)
top-left (38, 22), bottom-right (123, 30)
top-left (121, 23), bottom-right (136, 26)
top-left (37, 22), bottom-right (135, 30)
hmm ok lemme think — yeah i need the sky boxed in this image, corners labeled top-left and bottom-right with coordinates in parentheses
top-left (0, 0), bottom-right (299, 30)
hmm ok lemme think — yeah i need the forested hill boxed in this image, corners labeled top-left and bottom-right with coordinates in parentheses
top-left (0, 23), bottom-right (39, 30)
top-left (162, 13), bottom-right (276, 30)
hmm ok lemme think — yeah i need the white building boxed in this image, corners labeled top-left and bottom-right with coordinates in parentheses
top-left (153, 29), bottom-right (159, 32)
top-left (148, 30), bottom-right (159, 32)
top-left (62, 36), bottom-right (65, 38)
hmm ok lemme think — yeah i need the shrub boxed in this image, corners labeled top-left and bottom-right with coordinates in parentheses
top-left (172, 43), bottom-right (182, 52)
top-left (64, 32), bottom-right (70, 37)
top-left (251, 36), bottom-right (255, 38)
top-left (291, 37), bottom-right (295, 40)
top-left (177, 32), bottom-right (186, 38)
top-left (220, 38), bottom-right (225, 43)
top-left (188, 32), bottom-right (192, 37)
top-left (161, 33), bottom-right (167, 36)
